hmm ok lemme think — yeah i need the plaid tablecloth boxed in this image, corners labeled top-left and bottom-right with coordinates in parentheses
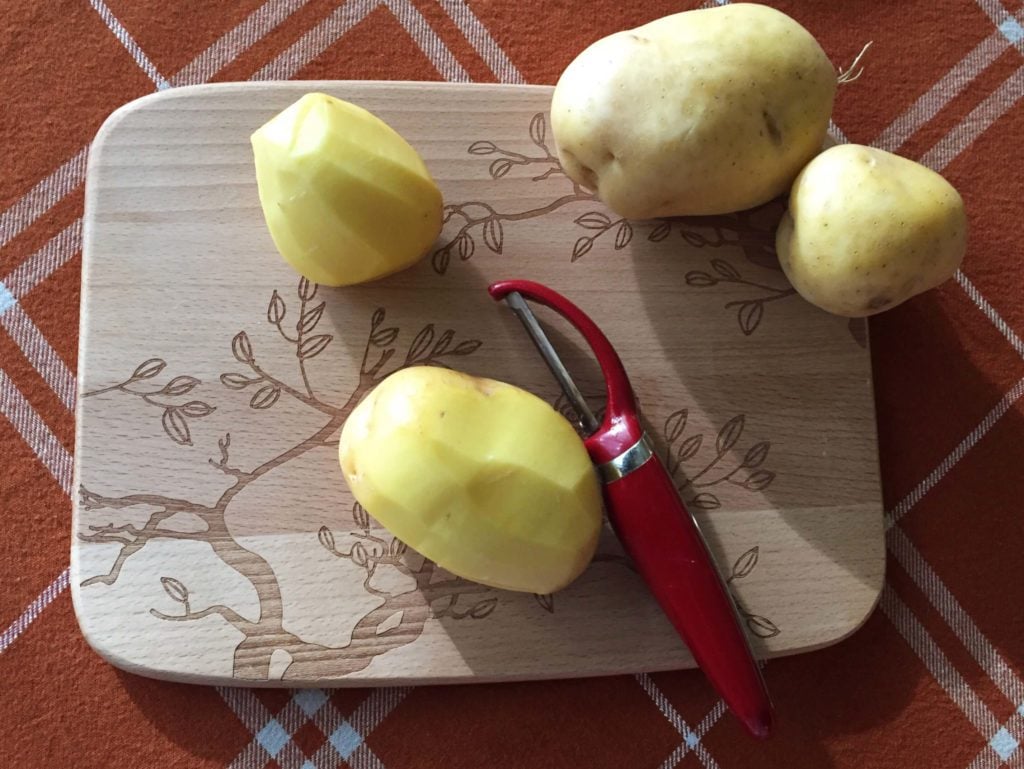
top-left (2, 1), bottom-right (1023, 767)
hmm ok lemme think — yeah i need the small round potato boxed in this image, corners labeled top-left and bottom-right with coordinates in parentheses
top-left (776, 144), bottom-right (968, 317)
top-left (550, 4), bottom-right (836, 218)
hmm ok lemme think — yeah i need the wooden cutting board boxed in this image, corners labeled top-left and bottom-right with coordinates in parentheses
top-left (73, 82), bottom-right (884, 686)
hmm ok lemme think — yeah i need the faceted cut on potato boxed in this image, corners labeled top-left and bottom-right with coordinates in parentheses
top-left (251, 93), bottom-right (442, 286)
top-left (339, 367), bottom-right (603, 594)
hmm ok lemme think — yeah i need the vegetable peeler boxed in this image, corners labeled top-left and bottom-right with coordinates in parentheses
top-left (489, 278), bottom-right (773, 739)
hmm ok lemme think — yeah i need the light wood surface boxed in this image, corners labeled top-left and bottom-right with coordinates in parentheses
top-left (73, 82), bottom-right (884, 686)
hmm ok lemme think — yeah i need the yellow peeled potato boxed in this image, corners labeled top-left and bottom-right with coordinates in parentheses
top-left (550, 3), bottom-right (836, 218)
top-left (776, 144), bottom-right (968, 317)
top-left (338, 366), bottom-right (603, 594)
top-left (251, 93), bottom-right (442, 286)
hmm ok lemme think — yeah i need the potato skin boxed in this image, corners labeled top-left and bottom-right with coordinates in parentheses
top-left (776, 144), bottom-right (968, 317)
top-left (550, 3), bottom-right (836, 218)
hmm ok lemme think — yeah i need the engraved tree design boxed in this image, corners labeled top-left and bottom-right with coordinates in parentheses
top-left (79, 279), bottom-right (498, 680)
top-left (431, 113), bottom-right (800, 337)
top-left (81, 361), bottom-right (215, 446)
top-left (80, 278), bottom-right (782, 680)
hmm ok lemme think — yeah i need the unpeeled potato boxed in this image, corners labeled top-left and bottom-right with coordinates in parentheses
top-left (550, 3), bottom-right (836, 218)
top-left (776, 144), bottom-right (967, 317)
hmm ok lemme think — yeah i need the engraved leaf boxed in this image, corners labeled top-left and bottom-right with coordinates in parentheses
top-left (250, 385), bottom-right (281, 410)
top-left (572, 237), bottom-right (594, 262)
top-left (161, 408), bottom-right (191, 445)
top-left (690, 492), bottom-right (721, 510)
top-left (432, 329), bottom-right (454, 356)
top-left (220, 372), bottom-right (259, 390)
top-left (298, 333), bottom-right (332, 360)
top-left (453, 339), bottom-right (482, 356)
top-left (648, 221), bottom-right (672, 242)
top-left (676, 433), bottom-right (703, 462)
top-left (159, 376), bottom-right (199, 397)
top-left (298, 277), bottom-right (317, 301)
top-left (731, 546), bottom-right (759, 580)
top-left (267, 289), bottom-right (286, 325)
top-left (534, 593), bottom-right (554, 613)
top-left (665, 409), bottom-right (688, 443)
top-left (468, 140), bottom-right (497, 155)
top-left (685, 271), bottom-right (717, 287)
top-left (529, 112), bottom-right (546, 147)
top-left (743, 441), bottom-right (769, 468)
top-left (848, 317), bottom-right (868, 348)
top-left (160, 576), bottom-right (189, 604)
top-left (483, 219), bottom-right (504, 254)
top-left (746, 614), bottom-right (780, 638)
top-left (371, 308), bottom-right (385, 330)
top-left (614, 221), bottom-right (633, 250)
top-left (738, 301), bottom-right (764, 336)
top-left (432, 246), bottom-right (451, 275)
top-left (389, 538), bottom-right (407, 557)
top-left (371, 327), bottom-right (399, 347)
top-left (318, 526), bottom-right (336, 552)
top-left (132, 358), bottom-right (166, 380)
top-left (742, 470), bottom-right (775, 491)
top-left (716, 414), bottom-right (745, 455)
top-left (469, 597), bottom-right (498, 619)
top-left (406, 324), bottom-right (435, 364)
top-left (179, 401), bottom-right (214, 418)
top-left (353, 502), bottom-right (371, 531)
top-left (231, 331), bottom-right (254, 364)
top-left (712, 259), bottom-right (740, 280)
top-left (681, 230), bottom-right (709, 248)
top-left (489, 159), bottom-right (513, 179)
top-left (457, 233), bottom-right (475, 261)
top-left (351, 542), bottom-right (369, 568)
top-left (575, 212), bottom-right (611, 230)
top-left (298, 302), bottom-right (326, 335)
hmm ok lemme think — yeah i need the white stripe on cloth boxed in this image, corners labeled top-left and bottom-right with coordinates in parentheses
top-left (887, 376), bottom-right (1024, 529)
top-left (0, 0), bottom-right (316, 256)
top-left (0, 368), bottom-right (73, 495)
top-left (0, 148), bottom-right (87, 250)
top-left (0, 567), bottom-right (70, 654)
top-left (88, 0), bottom-right (171, 90)
top-left (956, 272), bottom-right (1024, 359)
top-left (920, 64), bottom-right (1024, 172)
top-left (384, 0), bottom-right (471, 82)
top-left (436, 0), bottom-right (525, 83)
top-left (873, 27), bottom-right (1012, 152)
top-left (635, 673), bottom-right (724, 769)
top-left (880, 584), bottom-right (1001, 736)
top-left (889, 526), bottom-right (1024, 708)
top-left (170, 0), bottom-right (319, 86)
top-left (0, 304), bottom-right (76, 411)
top-left (250, 0), bottom-right (382, 81)
top-left (2, 220), bottom-right (82, 299)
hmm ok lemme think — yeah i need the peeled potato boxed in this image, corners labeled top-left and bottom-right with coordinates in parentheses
top-left (339, 367), bottom-right (603, 594)
top-left (776, 144), bottom-right (968, 317)
top-left (251, 93), bottom-right (442, 286)
top-left (550, 3), bottom-right (836, 218)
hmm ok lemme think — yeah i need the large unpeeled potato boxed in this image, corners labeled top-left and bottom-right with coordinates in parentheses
top-left (338, 367), bottom-right (603, 594)
top-left (776, 144), bottom-right (968, 317)
top-left (550, 3), bottom-right (836, 218)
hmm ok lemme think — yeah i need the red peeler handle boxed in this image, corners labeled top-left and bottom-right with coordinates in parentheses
top-left (489, 278), bottom-right (773, 739)
top-left (604, 453), bottom-right (773, 739)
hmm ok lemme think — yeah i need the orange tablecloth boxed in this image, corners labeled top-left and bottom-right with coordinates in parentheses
top-left (2, 1), bottom-right (1023, 767)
